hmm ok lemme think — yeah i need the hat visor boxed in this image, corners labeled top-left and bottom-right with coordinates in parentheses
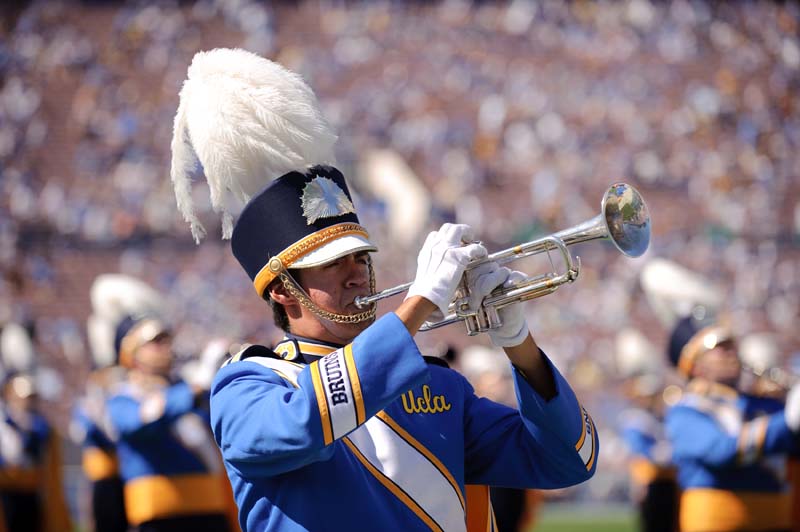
top-left (134, 319), bottom-right (171, 346)
top-left (291, 234), bottom-right (378, 269)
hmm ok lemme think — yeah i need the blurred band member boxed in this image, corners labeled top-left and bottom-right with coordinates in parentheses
top-left (618, 374), bottom-right (678, 532)
top-left (665, 317), bottom-right (800, 532)
top-left (615, 329), bottom-right (678, 532)
top-left (0, 323), bottom-right (71, 532)
top-left (738, 333), bottom-right (800, 532)
top-left (73, 274), bottom-right (174, 532)
top-left (73, 382), bottom-right (127, 532)
top-left (105, 318), bottom-right (235, 532)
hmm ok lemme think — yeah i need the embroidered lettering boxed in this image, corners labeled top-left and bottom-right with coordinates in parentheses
top-left (331, 392), bottom-right (349, 405)
top-left (401, 385), bottom-right (452, 414)
top-left (324, 354), bottom-right (348, 404)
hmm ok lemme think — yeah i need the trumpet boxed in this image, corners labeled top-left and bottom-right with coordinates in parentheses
top-left (355, 183), bottom-right (651, 335)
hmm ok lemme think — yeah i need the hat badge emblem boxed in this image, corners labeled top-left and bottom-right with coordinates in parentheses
top-left (301, 176), bottom-right (356, 225)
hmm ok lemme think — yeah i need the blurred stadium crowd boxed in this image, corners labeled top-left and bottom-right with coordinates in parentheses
top-left (1, 0), bottom-right (799, 514)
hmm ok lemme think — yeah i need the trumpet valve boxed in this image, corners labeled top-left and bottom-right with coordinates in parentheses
top-left (464, 315), bottom-right (481, 336)
top-left (484, 306), bottom-right (502, 330)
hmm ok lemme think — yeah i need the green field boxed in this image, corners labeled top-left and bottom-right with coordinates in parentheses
top-left (530, 504), bottom-right (637, 532)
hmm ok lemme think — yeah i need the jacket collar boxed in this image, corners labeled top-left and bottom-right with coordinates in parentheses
top-left (273, 334), bottom-right (341, 364)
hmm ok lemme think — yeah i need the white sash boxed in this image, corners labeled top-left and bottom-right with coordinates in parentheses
top-left (242, 356), bottom-right (466, 531)
top-left (347, 415), bottom-right (466, 532)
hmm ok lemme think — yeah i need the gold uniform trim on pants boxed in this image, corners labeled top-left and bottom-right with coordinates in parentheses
top-left (628, 457), bottom-right (675, 486)
top-left (680, 488), bottom-right (791, 532)
top-left (124, 473), bottom-right (228, 526)
top-left (0, 466), bottom-right (40, 492)
top-left (82, 447), bottom-right (119, 481)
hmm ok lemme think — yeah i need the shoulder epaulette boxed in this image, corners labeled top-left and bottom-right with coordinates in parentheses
top-left (423, 356), bottom-right (450, 368)
top-left (223, 344), bottom-right (281, 366)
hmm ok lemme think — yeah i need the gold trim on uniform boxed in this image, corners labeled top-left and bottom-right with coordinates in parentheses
top-left (310, 360), bottom-right (334, 445)
top-left (275, 338), bottom-right (338, 359)
top-left (82, 447), bottom-right (120, 481)
top-left (575, 405), bottom-right (597, 471)
top-left (0, 466), bottom-right (40, 492)
top-left (629, 457), bottom-right (676, 486)
top-left (344, 345), bottom-right (365, 425)
top-left (253, 223), bottom-right (370, 295)
top-left (124, 473), bottom-right (229, 525)
top-left (341, 437), bottom-right (443, 532)
top-left (376, 411), bottom-right (465, 511)
top-left (297, 341), bottom-right (337, 357)
top-left (274, 340), bottom-right (299, 361)
top-left (680, 489), bottom-right (791, 532)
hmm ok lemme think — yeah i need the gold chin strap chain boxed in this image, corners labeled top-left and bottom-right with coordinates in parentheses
top-left (279, 262), bottom-right (377, 324)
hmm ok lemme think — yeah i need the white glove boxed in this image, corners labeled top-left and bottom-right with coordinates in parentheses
top-left (406, 224), bottom-right (487, 317)
top-left (465, 264), bottom-right (529, 348)
top-left (785, 384), bottom-right (800, 432)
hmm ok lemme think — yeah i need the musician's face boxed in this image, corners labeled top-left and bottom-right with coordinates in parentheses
top-left (289, 252), bottom-right (375, 344)
top-left (134, 334), bottom-right (173, 376)
top-left (694, 340), bottom-right (741, 388)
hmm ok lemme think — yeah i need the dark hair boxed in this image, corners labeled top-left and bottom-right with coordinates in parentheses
top-left (263, 276), bottom-right (292, 332)
top-left (267, 295), bottom-right (290, 332)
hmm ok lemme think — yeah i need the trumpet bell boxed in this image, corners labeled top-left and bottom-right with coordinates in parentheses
top-left (354, 182), bottom-right (652, 334)
top-left (602, 183), bottom-right (650, 258)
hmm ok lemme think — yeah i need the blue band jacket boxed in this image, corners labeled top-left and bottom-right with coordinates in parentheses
top-left (210, 313), bottom-right (597, 532)
top-left (666, 378), bottom-right (799, 532)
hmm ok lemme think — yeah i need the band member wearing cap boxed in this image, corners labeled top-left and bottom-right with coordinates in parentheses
top-left (105, 317), bottom-right (235, 532)
top-left (170, 48), bottom-right (598, 532)
top-left (73, 381), bottom-right (128, 532)
top-left (615, 329), bottom-right (678, 532)
top-left (71, 274), bottom-right (162, 532)
top-left (665, 317), bottom-right (800, 532)
top-left (0, 324), bottom-right (71, 532)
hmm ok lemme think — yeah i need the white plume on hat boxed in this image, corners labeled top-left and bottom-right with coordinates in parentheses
top-left (87, 274), bottom-right (166, 368)
top-left (171, 48), bottom-right (338, 243)
top-left (640, 258), bottom-right (722, 328)
top-left (1, 322), bottom-right (35, 375)
top-left (615, 327), bottom-right (661, 378)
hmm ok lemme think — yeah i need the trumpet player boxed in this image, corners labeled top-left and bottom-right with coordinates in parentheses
top-left (169, 48), bottom-right (598, 531)
top-left (665, 317), bottom-right (800, 532)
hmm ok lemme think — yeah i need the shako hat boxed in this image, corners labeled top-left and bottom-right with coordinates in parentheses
top-left (170, 48), bottom-right (376, 297)
top-left (232, 165), bottom-right (375, 296)
top-left (87, 274), bottom-right (168, 368)
top-left (667, 314), bottom-right (733, 378)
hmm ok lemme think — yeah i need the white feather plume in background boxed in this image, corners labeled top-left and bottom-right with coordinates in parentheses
top-left (170, 48), bottom-right (338, 242)
top-left (0, 322), bottom-right (35, 374)
top-left (640, 258), bottom-right (723, 328)
top-left (87, 274), bottom-right (167, 368)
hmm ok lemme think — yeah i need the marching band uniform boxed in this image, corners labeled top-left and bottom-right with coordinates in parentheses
top-left (105, 318), bottom-right (234, 532)
top-left (665, 318), bottom-right (799, 532)
top-left (615, 329), bottom-right (678, 532)
top-left (619, 402), bottom-right (678, 532)
top-left (170, 47), bottom-right (598, 532)
top-left (0, 382), bottom-right (71, 532)
top-left (667, 379), bottom-right (795, 532)
top-left (0, 323), bottom-right (71, 532)
top-left (72, 369), bottom-right (128, 532)
top-left (0, 388), bottom-right (50, 532)
top-left (73, 274), bottom-right (174, 532)
top-left (214, 331), bottom-right (597, 531)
